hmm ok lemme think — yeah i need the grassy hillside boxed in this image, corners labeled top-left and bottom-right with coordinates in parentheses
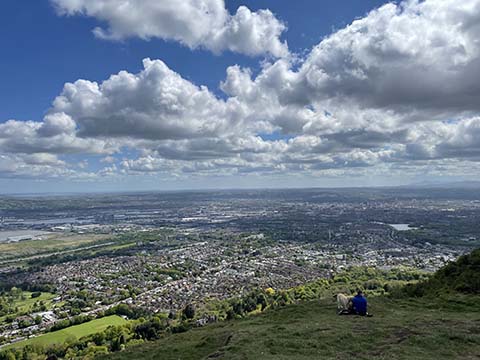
top-left (103, 295), bottom-right (480, 360)
top-left (104, 250), bottom-right (480, 360)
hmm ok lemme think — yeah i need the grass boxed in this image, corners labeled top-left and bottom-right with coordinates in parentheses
top-left (103, 296), bottom-right (480, 360)
top-left (6, 315), bottom-right (127, 349)
top-left (92, 242), bottom-right (137, 253)
top-left (0, 292), bottom-right (56, 323)
top-left (10, 292), bottom-right (56, 313)
top-left (0, 234), bottom-right (111, 261)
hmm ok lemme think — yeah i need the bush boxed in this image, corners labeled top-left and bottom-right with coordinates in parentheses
top-left (182, 304), bottom-right (195, 320)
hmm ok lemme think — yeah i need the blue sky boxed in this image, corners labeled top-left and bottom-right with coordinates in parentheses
top-left (1, 0), bottom-right (480, 193)
top-left (0, 0), bottom-right (387, 121)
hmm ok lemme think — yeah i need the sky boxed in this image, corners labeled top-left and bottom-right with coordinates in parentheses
top-left (1, 0), bottom-right (480, 193)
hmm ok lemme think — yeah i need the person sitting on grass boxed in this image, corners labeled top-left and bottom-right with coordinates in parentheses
top-left (351, 290), bottom-right (368, 316)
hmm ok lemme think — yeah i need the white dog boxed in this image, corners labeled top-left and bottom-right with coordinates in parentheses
top-left (335, 293), bottom-right (353, 314)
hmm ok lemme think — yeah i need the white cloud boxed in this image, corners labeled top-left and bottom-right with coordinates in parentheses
top-left (51, 0), bottom-right (288, 57)
top-left (38, 112), bottom-right (77, 137)
top-left (4, 0), bottom-right (480, 183)
top-left (283, 0), bottom-right (480, 114)
top-left (0, 119), bottom-right (115, 155)
top-left (100, 155), bottom-right (116, 164)
top-left (208, 6), bottom-right (288, 57)
top-left (51, 58), bottom-right (244, 140)
top-left (0, 153), bottom-right (92, 180)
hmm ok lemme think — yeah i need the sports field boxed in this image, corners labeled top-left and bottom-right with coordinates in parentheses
top-left (7, 315), bottom-right (127, 349)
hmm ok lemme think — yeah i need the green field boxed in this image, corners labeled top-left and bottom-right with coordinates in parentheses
top-left (9, 292), bottom-right (56, 313)
top-left (104, 296), bottom-right (480, 360)
top-left (7, 315), bottom-right (127, 349)
top-left (0, 233), bottom-right (111, 262)
top-left (0, 292), bottom-right (56, 323)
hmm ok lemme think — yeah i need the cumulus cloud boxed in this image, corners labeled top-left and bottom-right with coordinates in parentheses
top-left (4, 0), bottom-right (480, 182)
top-left (0, 153), bottom-right (93, 180)
top-left (0, 119), bottom-right (115, 155)
top-left (50, 58), bottom-right (244, 140)
top-left (37, 112), bottom-right (77, 137)
top-left (253, 0), bottom-right (480, 115)
top-left (206, 0), bottom-right (480, 173)
top-left (51, 0), bottom-right (288, 57)
top-left (401, 118), bottom-right (480, 161)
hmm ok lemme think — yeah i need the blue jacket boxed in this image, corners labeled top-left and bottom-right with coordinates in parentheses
top-left (351, 294), bottom-right (367, 315)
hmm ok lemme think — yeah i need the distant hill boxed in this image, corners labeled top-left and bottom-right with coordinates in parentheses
top-left (406, 180), bottom-right (480, 189)
top-left (103, 250), bottom-right (480, 360)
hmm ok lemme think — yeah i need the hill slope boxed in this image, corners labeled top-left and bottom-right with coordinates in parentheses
top-left (415, 248), bottom-right (480, 294)
top-left (103, 250), bottom-right (480, 359)
top-left (103, 295), bottom-right (480, 360)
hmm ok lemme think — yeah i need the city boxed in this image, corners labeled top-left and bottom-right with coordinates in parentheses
top-left (0, 188), bottom-right (476, 348)
top-left (2, 0), bottom-right (480, 357)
